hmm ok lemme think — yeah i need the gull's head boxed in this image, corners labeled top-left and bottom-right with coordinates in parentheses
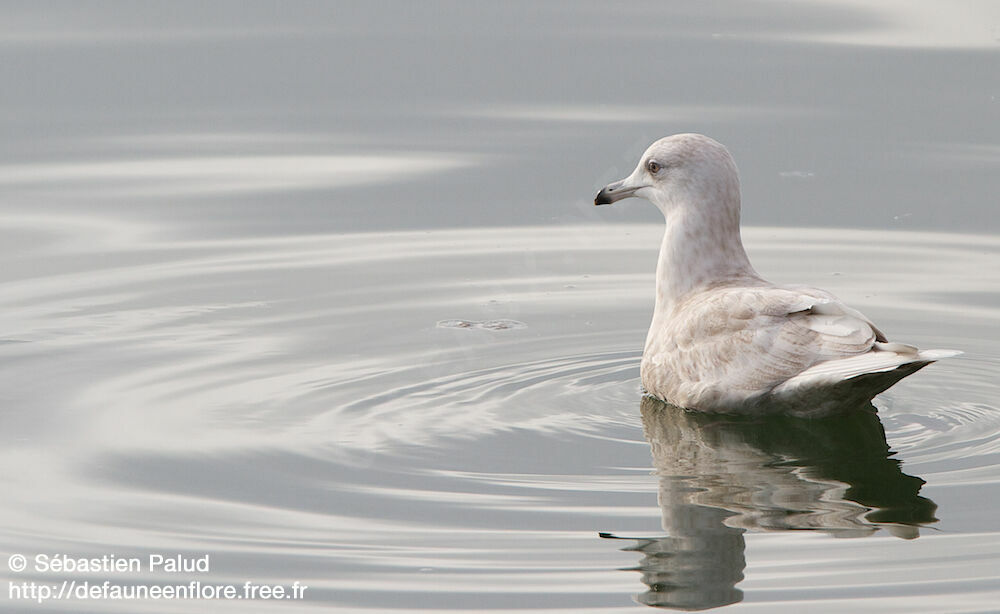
top-left (595, 134), bottom-right (740, 214)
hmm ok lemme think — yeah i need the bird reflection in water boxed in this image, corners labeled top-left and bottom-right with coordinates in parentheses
top-left (602, 396), bottom-right (938, 610)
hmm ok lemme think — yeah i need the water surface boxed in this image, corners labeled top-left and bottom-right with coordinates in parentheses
top-left (1, 1), bottom-right (999, 612)
top-left (2, 222), bottom-right (999, 612)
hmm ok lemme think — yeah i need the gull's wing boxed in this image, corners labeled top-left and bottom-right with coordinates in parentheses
top-left (648, 284), bottom-right (954, 408)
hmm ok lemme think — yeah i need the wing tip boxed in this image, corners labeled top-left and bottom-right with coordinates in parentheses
top-left (916, 349), bottom-right (963, 361)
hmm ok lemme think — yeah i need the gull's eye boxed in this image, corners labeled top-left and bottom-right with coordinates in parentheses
top-left (646, 160), bottom-right (662, 174)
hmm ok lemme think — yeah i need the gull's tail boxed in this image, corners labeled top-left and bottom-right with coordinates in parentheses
top-left (771, 347), bottom-right (962, 414)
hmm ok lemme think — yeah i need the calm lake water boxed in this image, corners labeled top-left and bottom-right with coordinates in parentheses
top-left (2, 2), bottom-right (998, 612)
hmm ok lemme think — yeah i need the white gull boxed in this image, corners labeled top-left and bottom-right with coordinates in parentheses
top-left (595, 134), bottom-right (959, 416)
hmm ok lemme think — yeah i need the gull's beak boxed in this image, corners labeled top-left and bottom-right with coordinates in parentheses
top-left (594, 175), bottom-right (645, 206)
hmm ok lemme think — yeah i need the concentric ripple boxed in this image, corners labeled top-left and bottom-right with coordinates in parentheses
top-left (1, 219), bottom-right (998, 612)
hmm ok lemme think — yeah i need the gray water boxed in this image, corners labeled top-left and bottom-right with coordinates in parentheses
top-left (2, 2), bottom-right (999, 612)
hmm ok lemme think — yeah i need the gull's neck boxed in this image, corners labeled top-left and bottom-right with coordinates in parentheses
top-left (652, 197), bottom-right (757, 316)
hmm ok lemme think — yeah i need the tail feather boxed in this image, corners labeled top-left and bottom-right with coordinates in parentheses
top-left (774, 348), bottom-right (962, 396)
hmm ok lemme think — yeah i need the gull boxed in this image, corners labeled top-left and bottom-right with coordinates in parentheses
top-left (595, 134), bottom-right (958, 416)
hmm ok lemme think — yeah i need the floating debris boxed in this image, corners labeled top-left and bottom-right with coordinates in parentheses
top-left (437, 319), bottom-right (527, 331)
